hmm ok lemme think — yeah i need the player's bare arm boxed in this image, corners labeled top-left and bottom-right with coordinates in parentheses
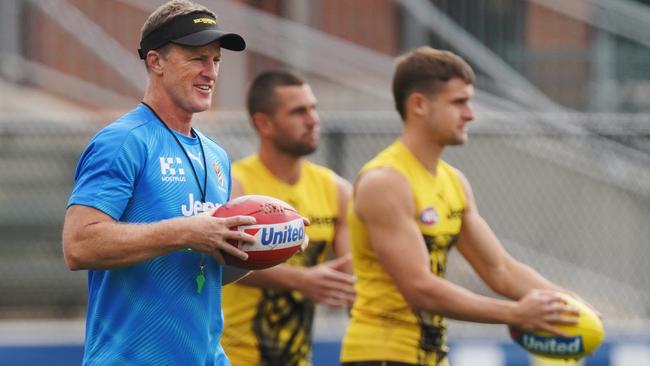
top-left (332, 174), bottom-right (353, 274)
top-left (355, 167), bottom-right (577, 334)
top-left (234, 257), bottom-right (354, 307)
top-left (453, 168), bottom-right (567, 299)
top-left (63, 204), bottom-right (255, 270)
top-left (453, 169), bottom-right (601, 319)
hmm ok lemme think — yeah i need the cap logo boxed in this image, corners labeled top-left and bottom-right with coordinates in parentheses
top-left (193, 17), bottom-right (216, 25)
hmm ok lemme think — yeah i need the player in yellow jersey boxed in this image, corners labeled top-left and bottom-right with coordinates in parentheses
top-left (221, 70), bottom-right (355, 366)
top-left (340, 47), bottom-right (593, 366)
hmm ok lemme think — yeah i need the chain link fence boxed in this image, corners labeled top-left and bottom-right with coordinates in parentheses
top-left (1, 111), bottom-right (649, 326)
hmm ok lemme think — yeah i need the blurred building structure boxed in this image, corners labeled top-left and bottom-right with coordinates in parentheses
top-left (3, 0), bottom-right (650, 113)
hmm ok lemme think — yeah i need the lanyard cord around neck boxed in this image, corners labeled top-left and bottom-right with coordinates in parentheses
top-left (142, 102), bottom-right (208, 202)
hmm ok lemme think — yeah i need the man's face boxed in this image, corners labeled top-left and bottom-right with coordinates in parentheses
top-left (425, 78), bottom-right (475, 146)
top-left (267, 84), bottom-right (320, 156)
top-left (159, 42), bottom-right (221, 114)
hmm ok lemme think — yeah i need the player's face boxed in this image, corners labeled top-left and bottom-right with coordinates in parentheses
top-left (160, 43), bottom-right (221, 114)
top-left (426, 78), bottom-right (475, 146)
top-left (268, 84), bottom-right (320, 156)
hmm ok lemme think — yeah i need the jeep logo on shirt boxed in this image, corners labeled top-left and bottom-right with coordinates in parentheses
top-left (181, 193), bottom-right (219, 217)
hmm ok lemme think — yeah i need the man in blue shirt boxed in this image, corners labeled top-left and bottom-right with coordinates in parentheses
top-left (63, 1), bottom-right (256, 364)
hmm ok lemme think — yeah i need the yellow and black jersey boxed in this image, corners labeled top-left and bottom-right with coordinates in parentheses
top-left (341, 140), bottom-right (466, 366)
top-left (221, 154), bottom-right (339, 366)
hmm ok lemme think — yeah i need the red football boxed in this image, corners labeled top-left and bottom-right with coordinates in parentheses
top-left (214, 195), bottom-right (305, 269)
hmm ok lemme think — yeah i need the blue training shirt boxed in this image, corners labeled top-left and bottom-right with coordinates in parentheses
top-left (68, 103), bottom-right (232, 366)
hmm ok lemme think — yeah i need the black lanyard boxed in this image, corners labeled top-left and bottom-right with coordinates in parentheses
top-left (142, 102), bottom-right (208, 202)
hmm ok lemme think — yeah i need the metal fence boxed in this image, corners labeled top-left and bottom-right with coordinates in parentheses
top-left (1, 111), bottom-right (649, 325)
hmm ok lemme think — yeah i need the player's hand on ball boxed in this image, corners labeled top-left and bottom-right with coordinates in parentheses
top-left (298, 217), bottom-right (311, 252)
top-left (509, 293), bottom-right (604, 359)
top-left (212, 195), bottom-right (307, 269)
top-left (514, 289), bottom-right (579, 336)
top-left (298, 234), bottom-right (310, 253)
top-left (183, 209), bottom-right (257, 262)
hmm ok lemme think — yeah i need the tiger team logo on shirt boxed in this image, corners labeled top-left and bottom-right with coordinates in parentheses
top-left (419, 207), bottom-right (439, 225)
top-left (212, 161), bottom-right (226, 191)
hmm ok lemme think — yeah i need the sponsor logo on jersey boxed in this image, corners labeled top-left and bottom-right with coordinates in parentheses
top-left (419, 207), bottom-right (439, 225)
top-left (259, 220), bottom-right (304, 246)
top-left (308, 216), bottom-right (337, 226)
top-left (518, 333), bottom-right (583, 356)
top-left (187, 151), bottom-right (204, 169)
top-left (447, 209), bottom-right (463, 220)
top-left (160, 156), bottom-right (187, 182)
top-left (212, 161), bottom-right (227, 192)
top-left (181, 192), bottom-right (219, 217)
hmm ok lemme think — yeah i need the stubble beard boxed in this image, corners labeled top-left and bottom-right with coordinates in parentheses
top-left (273, 136), bottom-right (317, 157)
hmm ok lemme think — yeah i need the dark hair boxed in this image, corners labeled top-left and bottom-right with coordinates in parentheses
top-left (247, 70), bottom-right (305, 117)
top-left (392, 46), bottom-right (475, 120)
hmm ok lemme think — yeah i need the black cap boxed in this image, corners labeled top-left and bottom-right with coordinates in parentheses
top-left (138, 12), bottom-right (245, 59)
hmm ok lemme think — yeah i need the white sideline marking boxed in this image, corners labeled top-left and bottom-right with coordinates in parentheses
top-left (0, 320), bottom-right (84, 345)
top-left (611, 344), bottom-right (650, 366)
top-left (450, 344), bottom-right (504, 366)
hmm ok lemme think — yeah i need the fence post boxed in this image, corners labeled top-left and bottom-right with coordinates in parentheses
top-left (325, 127), bottom-right (345, 176)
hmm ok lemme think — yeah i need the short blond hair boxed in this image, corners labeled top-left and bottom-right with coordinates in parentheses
top-left (141, 0), bottom-right (215, 40)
